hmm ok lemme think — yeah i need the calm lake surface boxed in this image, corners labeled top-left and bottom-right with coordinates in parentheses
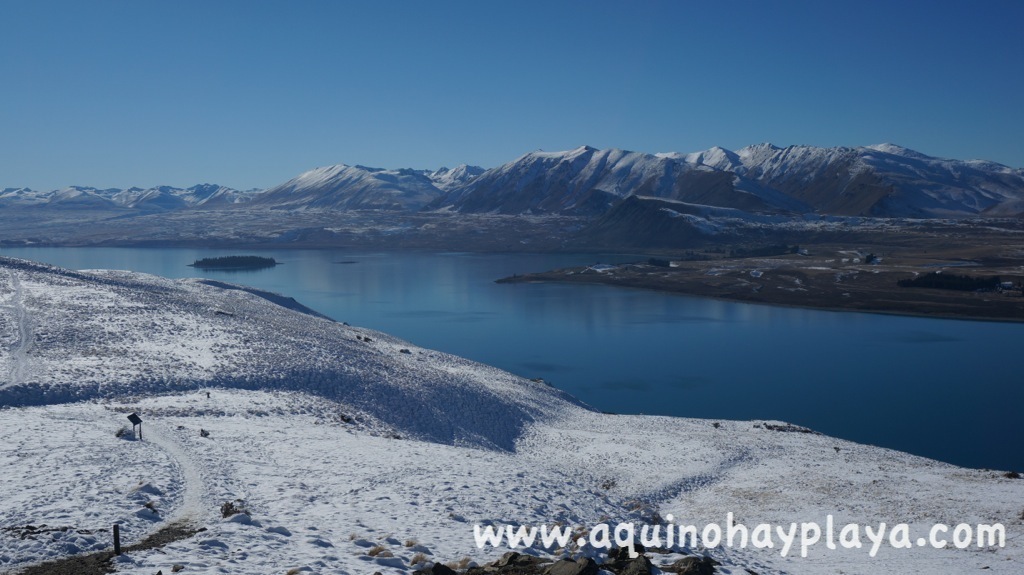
top-left (3, 246), bottom-right (1021, 471)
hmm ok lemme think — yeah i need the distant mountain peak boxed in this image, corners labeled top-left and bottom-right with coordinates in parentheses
top-left (429, 164), bottom-right (485, 192)
top-left (865, 143), bottom-right (930, 159)
top-left (740, 142), bottom-right (782, 153)
top-left (256, 162), bottom-right (443, 211)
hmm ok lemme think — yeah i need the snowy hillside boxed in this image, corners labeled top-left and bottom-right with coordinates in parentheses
top-left (1, 257), bottom-right (1022, 575)
top-left (0, 257), bottom-right (575, 449)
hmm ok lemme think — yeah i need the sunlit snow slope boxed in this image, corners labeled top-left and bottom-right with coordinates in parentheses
top-left (0, 256), bottom-right (581, 451)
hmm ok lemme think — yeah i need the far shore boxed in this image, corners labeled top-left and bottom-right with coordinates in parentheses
top-left (497, 249), bottom-right (1024, 323)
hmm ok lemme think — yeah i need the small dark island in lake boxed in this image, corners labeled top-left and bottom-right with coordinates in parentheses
top-left (189, 255), bottom-right (278, 270)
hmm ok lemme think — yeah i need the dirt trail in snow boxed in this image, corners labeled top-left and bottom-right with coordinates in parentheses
top-left (4, 270), bottom-right (33, 388)
top-left (144, 423), bottom-right (208, 526)
top-left (10, 424), bottom-right (210, 575)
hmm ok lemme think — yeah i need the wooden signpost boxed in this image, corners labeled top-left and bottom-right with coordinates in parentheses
top-left (127, 412), bottom-right (142, 440)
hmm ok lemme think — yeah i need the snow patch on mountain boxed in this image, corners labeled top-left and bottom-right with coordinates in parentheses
top-left (429, 164), bottom-right (485, 191)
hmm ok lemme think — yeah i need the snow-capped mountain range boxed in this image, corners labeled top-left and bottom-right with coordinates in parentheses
top-left (2, 256), bottom-right (1022, 574)
top-left (5, 143), bottom-right (1023, 218)
top-left (0, 184), bottom-right (258, 211)
top-left (252, 164), bottom-right (483, 211)
top-left (434, 143), bottom-right (1024, 218)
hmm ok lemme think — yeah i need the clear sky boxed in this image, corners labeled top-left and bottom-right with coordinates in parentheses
top-left (2, 0), bottom-right (1022, 191)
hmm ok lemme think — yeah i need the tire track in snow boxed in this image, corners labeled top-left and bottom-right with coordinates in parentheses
top-left (5, 270), bottom-right (33, 388)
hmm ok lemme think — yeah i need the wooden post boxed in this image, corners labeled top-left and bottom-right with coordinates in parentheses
top-left (113, 524), bottom-right (121, 555)
top-left (138, 422), bottom-right (142, 441)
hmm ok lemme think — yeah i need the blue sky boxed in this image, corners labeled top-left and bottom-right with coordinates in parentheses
top-left (2, 0), bottom-right (1022, 190)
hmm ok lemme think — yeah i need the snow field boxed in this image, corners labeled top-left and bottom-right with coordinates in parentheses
top-left (0, 403), bottom-right (180, 568)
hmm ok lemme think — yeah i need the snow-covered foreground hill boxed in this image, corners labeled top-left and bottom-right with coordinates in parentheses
top-left (1, 257), bottom-right (1021, 575)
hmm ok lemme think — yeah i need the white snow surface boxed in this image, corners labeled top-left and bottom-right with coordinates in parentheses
top-left (1, 257), bottom-right (1022, 575)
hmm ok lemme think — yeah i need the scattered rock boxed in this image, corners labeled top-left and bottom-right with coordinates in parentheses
top-left (619, 555), bottom-right (652, 575)
top-left (220, 499), bottom-right (248, 518)
top-left (607, 546), bottom-right (639, 562)
top-left (493, 552), bottom-right (521, 568)
top-left (664, 556), bottom-right (718, 575)
top-left (545, 557), bottom-right (598, 575)
top-left (413, 563), bottom-right (458, 575)
top-left (472, 551), bottom-right (550, 572)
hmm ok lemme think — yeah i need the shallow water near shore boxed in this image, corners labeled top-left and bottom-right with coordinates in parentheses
top-left (3, 246), bottom-right (1021, 471)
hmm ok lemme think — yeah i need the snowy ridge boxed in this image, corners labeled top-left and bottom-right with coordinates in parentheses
top-left (0, 257), bottom-right (581, 450)
top-left (430, 145), bottom-right (805, 215)
top-left (0, 184), bottom-right (256, 211)
top-left (428, 164), bottom-right (485, 191)
top-left (5, 144), bottom-right (1022, 220)
top-left (434, 143), bottom-right (1024, 218)
top-left (725, 142), bottom-right (1024, 217)
top-left (254, 164), bottom-right (448, 211)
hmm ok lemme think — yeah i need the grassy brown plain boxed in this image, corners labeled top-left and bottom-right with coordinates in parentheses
top-left (498, 238), bottom-right (1024, 322)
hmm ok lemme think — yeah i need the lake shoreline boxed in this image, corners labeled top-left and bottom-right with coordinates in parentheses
top-left (497, 256), bottom-right (1024, 324)
top-left (1, 246), bottom-right (1020, 470)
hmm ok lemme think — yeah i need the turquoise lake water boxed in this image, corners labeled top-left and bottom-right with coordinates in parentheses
top-left (3, 246), bottom-right (1021, 471)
